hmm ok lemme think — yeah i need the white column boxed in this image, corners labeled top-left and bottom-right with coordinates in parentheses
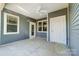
top-left (47, 13), bottom-right (48, 41)
top-left (0, 11), bottom-right (1, 41)
top-left (0, 3), bottom-right (5, 44)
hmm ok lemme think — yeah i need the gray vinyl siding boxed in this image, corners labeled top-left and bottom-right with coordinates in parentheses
top-left (36, 32), bottom-right (47, 38)
top-left (69, 3), bottom-right (79, 55)
top-left (0, 8), bottom-right (36, 44)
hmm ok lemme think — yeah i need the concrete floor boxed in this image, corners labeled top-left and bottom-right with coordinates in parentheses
top-left (0, 37), bottom-right (71, 56)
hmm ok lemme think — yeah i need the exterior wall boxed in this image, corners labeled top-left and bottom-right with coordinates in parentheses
top-left (36, 32), bottom-right (47, 38)
top-left (48, 8), bottom-right (68, 42)
top-left (36, 8), bottom-right (67, 40)
top-left (69, 3), bottom-right (79, 55)
top-left (1, 8), bottom-right (36, 44)
top-left (0, 8), bottom-right (68, 44)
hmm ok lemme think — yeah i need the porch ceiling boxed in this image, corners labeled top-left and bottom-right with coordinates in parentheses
top-left (5, 3), bottom-right (68, 20)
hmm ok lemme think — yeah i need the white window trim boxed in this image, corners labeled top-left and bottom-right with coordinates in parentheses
top-left (4, 12), bottom-right (20, 35)
top-left (37, 20), bottom-right (48, 33)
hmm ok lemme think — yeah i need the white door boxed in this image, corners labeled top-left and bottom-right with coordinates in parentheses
top-left (50, 15), bottom-right (66, 45)
top-left (29, 22), bottom-right (36, 39)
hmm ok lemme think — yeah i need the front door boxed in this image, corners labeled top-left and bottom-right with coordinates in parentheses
top-left (29, 22), bottom-right (36, 39)
top-left (50, 15), bottom-right (66, 45)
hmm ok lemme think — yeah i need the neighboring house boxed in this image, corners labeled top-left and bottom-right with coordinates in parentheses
top-left (0, 3), bottom-right (79, 55)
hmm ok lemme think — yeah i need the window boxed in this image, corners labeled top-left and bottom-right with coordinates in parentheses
top-left (37, 20), bottom-right (47, 32)
top-left (43, 21), bottom-right (47, 31)
top-left (38, 22), bottom-right (42, 31)
top-left (4, 13), bottom-right (19, 34)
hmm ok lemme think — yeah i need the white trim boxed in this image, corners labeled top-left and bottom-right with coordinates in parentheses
top-left (4, 12), bottom-right (20, 35)
top-left (37, 21), bottom-right (43, 32)
top-left (29, 22), bottom-right (36, 39)
top-left (37, 31), bottom-right (47, 33)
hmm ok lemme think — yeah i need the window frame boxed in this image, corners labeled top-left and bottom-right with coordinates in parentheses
top-left (43, 21), bottom-right (47, 31)
top-left (4, 12), bottom-right (20, 35)
top-left (37, 20), bottom-right (47, 33)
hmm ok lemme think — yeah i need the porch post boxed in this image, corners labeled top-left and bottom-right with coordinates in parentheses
top-left (0, 3), bottom-right (5, 44)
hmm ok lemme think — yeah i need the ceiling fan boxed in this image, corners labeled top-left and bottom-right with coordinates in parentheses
top-left (36, 4), bottom-right (48, 15)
